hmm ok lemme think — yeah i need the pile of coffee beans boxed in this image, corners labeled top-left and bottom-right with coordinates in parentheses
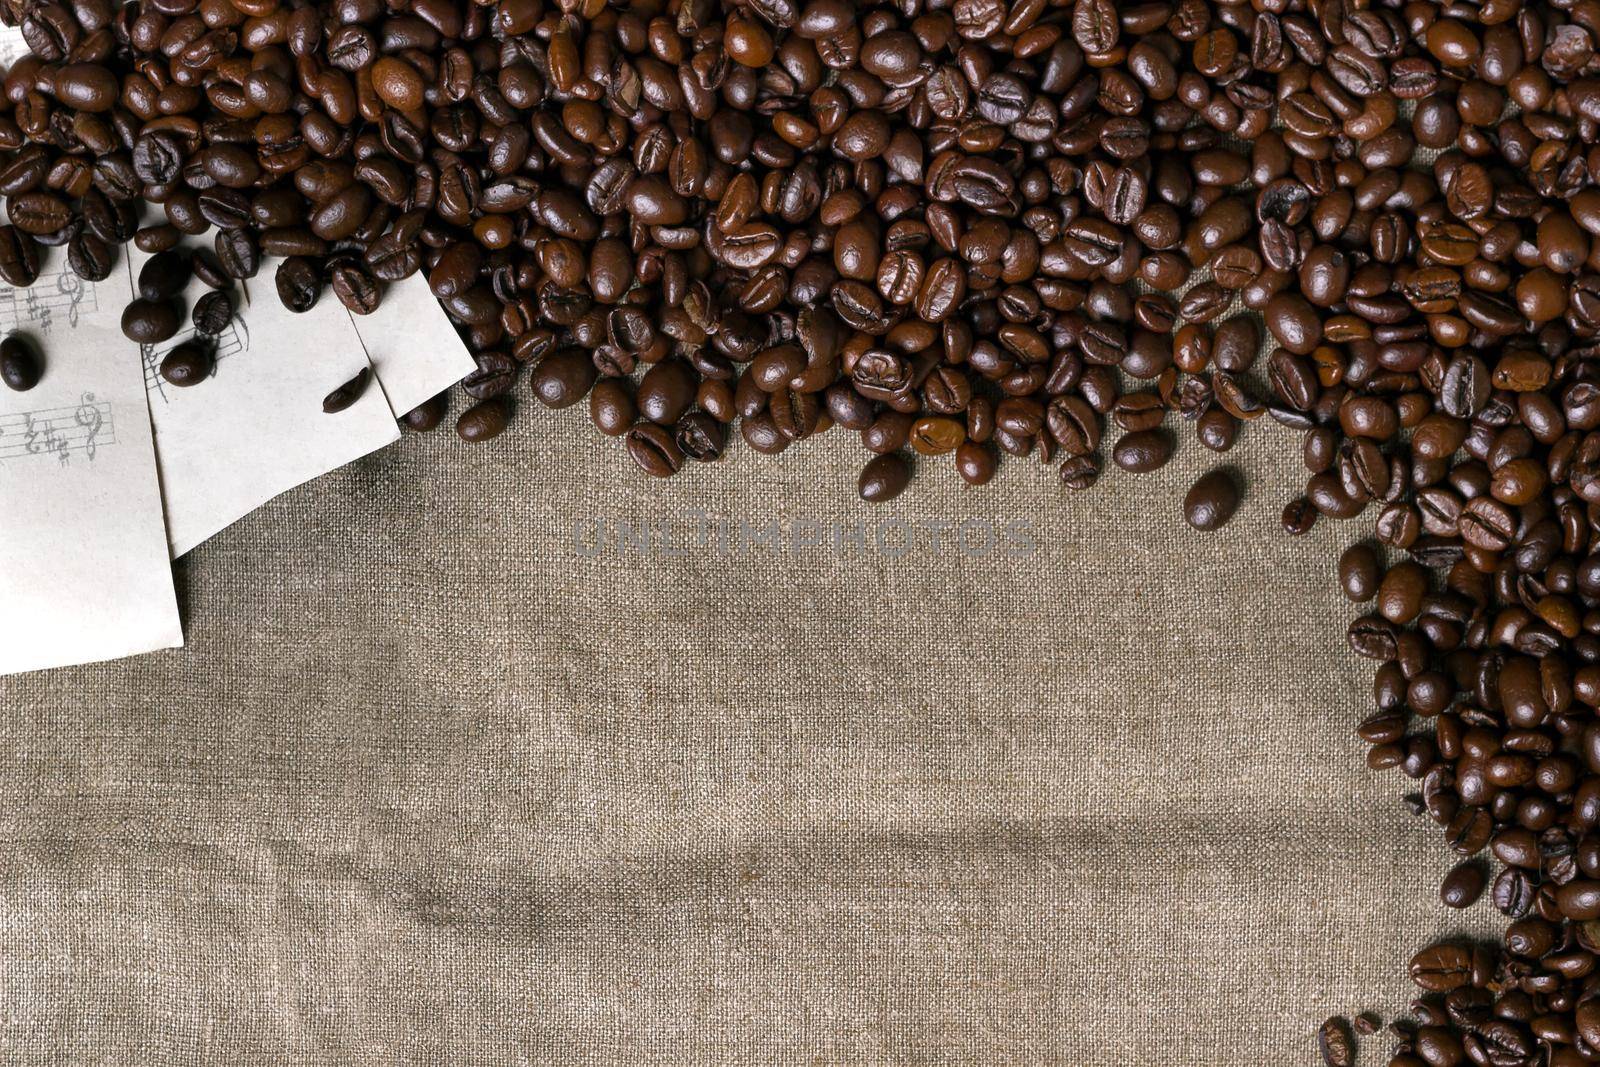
top-left (5, 0), bottom-right (1600, 1055)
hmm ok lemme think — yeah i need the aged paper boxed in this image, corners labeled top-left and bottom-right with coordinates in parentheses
top-left (0, 279), bottom-right (183, 675)
top-left (350, 273), bottom-right (474, 417)
top-left (126, 252), bottom-right (401, 557)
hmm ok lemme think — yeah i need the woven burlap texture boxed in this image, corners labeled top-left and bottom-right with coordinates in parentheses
top-left (0, 415), bottom-right (1494, 1064)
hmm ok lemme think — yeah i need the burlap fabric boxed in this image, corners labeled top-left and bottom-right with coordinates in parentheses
top-left (0, 418), bottom-right (1494, 1064)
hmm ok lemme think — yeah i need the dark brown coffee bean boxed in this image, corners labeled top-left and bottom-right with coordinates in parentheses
top-left (1111, 429), bottom-right (1173, 473)
top-left (0, 335), bottom-right (42, 392)
top-left (160, 340), bottom-right (212, 388)
top-left (859, 452), bottom-right (911, 502)
top-left (530, 350), bottom-right (598, 409)
top-left (0, 227), bottom-right (40, 287)
top-left (191, 291), bottom-right (233, 336)
top-left (275, 257), bottom-right (321, 313)
top-left (1440, 862), bottom-right (1487, 909)
top-left (1408, 943), bottom-right (1475, 992)
top-left (1317, 1016), bottom-right (1353, 1067)
top-left (456, 396), bottom-right (511, 442)
top-left (625, 422), bottom-right (684, 478)
top-left (121, 299), bottom-right (180, 344)
top-left (675, 412), bottom-right (726, 462)
top-left (322, 367), bottom-right (371, 413)
top-left (329, 260), bottom-right (381, 315)
top-left (403, 394), bottom-right (449, 433)
top-left (1184, 468), bottom-right (1240, 531)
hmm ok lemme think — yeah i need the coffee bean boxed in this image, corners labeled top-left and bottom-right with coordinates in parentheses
top-left (160, 341), bottom-right (213, 388)
top-left (0, 335), bottom-right (42, 392)
top-left (530, 350), bottom-right (597, 409)
top-left (623, 409), bottom-right (694, 480)
top-left (859, 452), bottom-right (910, 502)
top-left (1317, 1016), bottom-right (1354, 1067)
top-left (456, 397), bottom-right (510, 442)
top-left (330, 260), bottom-right (382, 315)
top-left (138, 251), bottom-right (191, 302)
top-left (121, 299), bottom-right (180, 344)
top-left (1440, 863), bottom-right (1486, 909)
top-left (191, 291), bottom-right (233, 336)
top-left (675, 412), bottom-right (726, 462)
top-left (275, 257), bottom-right (321, 313)
top-left (322, 367), bottom-right (371, 413)
top-left (1183, 468), bottom-right (1240, 531)
top-left (403, 394), bottom-right (449, 433)
top-left (1111, 429), bottom-right (1173, 473)
top-left (1408, 944), bottom-right (1475, 992)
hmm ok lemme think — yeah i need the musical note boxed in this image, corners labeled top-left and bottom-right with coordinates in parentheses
top-left (0, 399), bottom-right (116, 464)
top-left (22, 286), bottom-right (50, 333)
top-left (0, 264), bottom-right (98, 334)
top-left (56, 271), bottom-right (85, 329)
top-left (75, 391), bottom-right (102, 460)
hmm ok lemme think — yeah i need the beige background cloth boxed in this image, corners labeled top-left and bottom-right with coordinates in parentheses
top-left (0, 410), bottom-right (1492, 1064)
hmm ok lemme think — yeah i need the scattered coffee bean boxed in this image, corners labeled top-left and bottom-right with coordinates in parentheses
top-left (1439, 863), bottom-right (1486, 910)
top-left (191, 291), bottom-right (233, 337)
top-left (402, 394), bottom-right (448, 433)
top-left (859, 453), bottom-right (910, 503)
top-left (1318, 1016), bottom-right (1354, 1067)
top-left (1183, 469), bottom-right (1240, 532)
top-left (159, 341), bottom-right (212, 388)
top-left (456, 397), bottom-right (510, 442)
top-left (321, 367), bottom-right (370, 414)
top-left (120, 300), bottom-right (180, 345)
top-left (0, 334), bottom-right (42, 392)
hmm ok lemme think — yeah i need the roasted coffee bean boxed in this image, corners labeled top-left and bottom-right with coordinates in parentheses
top-left (1408, 944), bottom-right (1476, 992)
top-left (191, 291), bottom-right (232, 336)
top-left (1111, 430), bottom-right (1173, 474)
top-left (159, 340), bottom-right (212, 388)
top-left (138, 251), bottom-right (190, 302)
top-left (1440, 863), bottom-right (1487, 909)
top-left (1338, 544), bottom-right (1380, 602)
top-left (625, 422), bottom-right (684, 478)
top-left (589, 380), bottom-right (636, 437)
top-left (0, 334), bottom-right (42, 392)
top-left (530, 350), bottom-right (597, 409)
top-left (322, 367), bottom-right (371, 413)
top-left (1318, 1016), bottom-right (1354, 1067)
top-left (675, 412), bottom-right (726, 462)
top-left (1183, 469), bottom-right (1240, 531)
top-left (637, 361), bottom-right (697, 425)
top-left (461, 353), bottom-right (518, 401)
top-left (329, 261), bottom-right (381, 315)
top-left (120, 299), bottom-right (180, 344)
top-left (456, 397), bottom-right (510, 442)
top-left (859, 452), bottom-right (910, 502)
top-left (0, 227), bottom-right (40, 287)
top-left (275, 257), bottom-right (321, 313)
top-left (403, 394), bottom-right (449, 433)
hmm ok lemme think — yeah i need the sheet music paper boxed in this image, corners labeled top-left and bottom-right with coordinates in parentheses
top-left (0, 261), bottom-right (183, 675)
top-left (125, 250), bottom-right (402, 557)
top-left (350, 272), bottom-right (474, 417)
top-left (0, 23), bottom-right (27, 67)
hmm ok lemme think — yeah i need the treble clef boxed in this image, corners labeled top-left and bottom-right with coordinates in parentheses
top-left (56, 271), bottom-right (84, 328)
top-left (74, 391), bottom-right (102, 461)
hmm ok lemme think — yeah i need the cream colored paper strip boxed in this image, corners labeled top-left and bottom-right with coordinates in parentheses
top-left (349, 273), bottom-right (474, 418)
top-left (0, 259), bottom-right (183, 674)
top-left (127, 252), bottom-right (402, 557)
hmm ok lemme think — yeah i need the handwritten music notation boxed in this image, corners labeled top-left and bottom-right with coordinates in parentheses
top-left (0, 393), bottom-right (115, 465)
top-left (141, 316), bottom-right (249, 404)
top-left (0, 269), bottom-right (99, 334)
